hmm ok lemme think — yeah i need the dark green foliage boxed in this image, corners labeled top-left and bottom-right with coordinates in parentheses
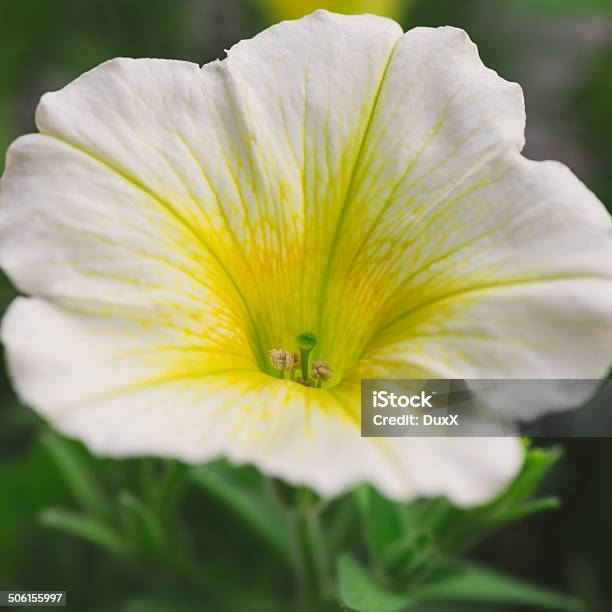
top-left (0, 433), bottom-right (575, 611)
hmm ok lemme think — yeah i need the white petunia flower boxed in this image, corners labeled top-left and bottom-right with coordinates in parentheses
top-left (1, 11), bottom-right (611, 506)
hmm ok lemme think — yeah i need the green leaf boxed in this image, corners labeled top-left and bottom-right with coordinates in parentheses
top-left (383, 531), bottom-right (436, 579)
top-left (190, 462), bottom-right (291, 562)
top-left (337, 555), bottom-right (412, 612)
top-left (493, 444), bottom-right (563, 508)
top-left (436, 446), bottom-right (563, 554)
top-left (156, 460), bottom-right (189, 516)
top-left (385, 497), bottom-right (457, 577)
top-left (41, 432), bottom-right (111, 521)
top-left (325, 495), bottom-right (359, 554)
top-left (40, 507), bottom-right (130, 557)
top-left (414, 560), bottom-right (583, 611)
top-left (488, 496), bottom-right (560, 526)
top-left (354, 485), bottom-right (404, 561)
top-left (0, 438), bottom-right (68, 584)
top-left (118, 491), bottom-right (167, 555)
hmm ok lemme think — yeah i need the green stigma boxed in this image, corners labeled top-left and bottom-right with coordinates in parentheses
top-left (297, 332), bottom-right (317, 350)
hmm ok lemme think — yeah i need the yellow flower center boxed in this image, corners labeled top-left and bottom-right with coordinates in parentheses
top-left (223, 238), bottom-right (388, 389)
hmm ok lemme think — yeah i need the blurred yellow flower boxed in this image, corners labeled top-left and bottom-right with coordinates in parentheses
top-left (257, 0), bottom-right (409, 21)
top-left (1, 11), bottom-right (611, 506)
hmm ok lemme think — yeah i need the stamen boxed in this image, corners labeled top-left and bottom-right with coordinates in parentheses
top-left (269, 349), bottom-right (295, 377)
top-left (311, 359), bottom-right (332, 388)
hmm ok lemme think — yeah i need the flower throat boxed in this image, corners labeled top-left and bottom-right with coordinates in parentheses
top-left (268, 332), bottom-right (332, 388)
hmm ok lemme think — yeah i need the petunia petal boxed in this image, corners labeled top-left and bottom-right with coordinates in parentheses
top-left (2, 297), bottom-right (521, 506)
top-left (325, 27), bottom-right (612, 387)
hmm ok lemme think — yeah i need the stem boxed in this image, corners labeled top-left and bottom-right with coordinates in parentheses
top-left (289, 511), bottom-right (310, 609)
top-left (304, 505), bottom-right (331, 600)
top-left (157, 460), bottom-right (188, 516)
top-left (139, 458), bottom-right (158, 502)
top-left (265, 478), bottom-right (311, 609)
top-left (265, 477), bottom-right (333, 608)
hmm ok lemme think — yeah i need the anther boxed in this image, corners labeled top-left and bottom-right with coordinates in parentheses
top-left (311, 359), bottom-right (332, 386)
top-left (269, 349), bottom-right (295, 374)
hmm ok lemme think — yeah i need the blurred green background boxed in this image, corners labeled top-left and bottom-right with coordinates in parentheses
top-left (1, 0), bottom-right (611, 610)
